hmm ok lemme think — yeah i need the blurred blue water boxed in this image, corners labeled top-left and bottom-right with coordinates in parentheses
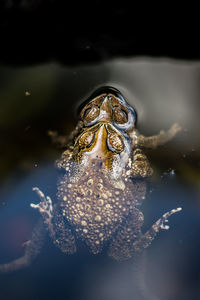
top-left (0, 163), bottom-right (199, 300)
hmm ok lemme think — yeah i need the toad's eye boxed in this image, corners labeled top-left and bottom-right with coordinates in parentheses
top-left (113, 107), bottom-right (128, 124)
top-left (113, 105), bottom-right (137, 130)
top-left (78, 131), bottom-right (95, 149)
top-left (83, 105), bottom-right (99, 125)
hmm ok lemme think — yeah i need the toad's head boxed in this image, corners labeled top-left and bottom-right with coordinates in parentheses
top-left (80, 87), bottom-right (137, 131)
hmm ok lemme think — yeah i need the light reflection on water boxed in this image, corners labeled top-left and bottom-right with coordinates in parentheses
top-left (0, 58), bottom-right (200, 300)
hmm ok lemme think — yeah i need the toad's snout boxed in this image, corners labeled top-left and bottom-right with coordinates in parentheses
top-left (98, 96), bottom-right (113, 122)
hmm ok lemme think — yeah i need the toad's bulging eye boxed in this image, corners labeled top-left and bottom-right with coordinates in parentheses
top-left (113, 105), bottom-right (137, 130)
top-left (107, 133), bottom-right (124, 153)
top-left (113, 107), bottom-right (128, 124)
top-left (78, 131), bottom-right (95, 149)
top-left (83, 105), bottom-right (99, 125)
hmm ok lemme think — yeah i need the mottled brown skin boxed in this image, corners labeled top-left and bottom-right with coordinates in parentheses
top-left (0, 88), bottom-right (182, 272)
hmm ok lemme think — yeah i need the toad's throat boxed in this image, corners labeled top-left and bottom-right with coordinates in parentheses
top-left (73, 123), bottom-right (126, 169)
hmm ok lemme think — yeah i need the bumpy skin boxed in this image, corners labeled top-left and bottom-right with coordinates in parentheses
top-left (0, 87), bottom-right (182, 272)
top-left (57, 154), bottom-right (146, 257)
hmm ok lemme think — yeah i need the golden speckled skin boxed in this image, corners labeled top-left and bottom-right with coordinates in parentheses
top-left (0, 87), bottom-right (182, 272)
top-left (54, 90), bottom-right (148, 259)
top-left (52, 88), bottom-right (181, 260)
top-left (57, 158), bottom-right (146, 255)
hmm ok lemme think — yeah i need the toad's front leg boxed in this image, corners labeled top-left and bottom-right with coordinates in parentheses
top-left (131, 123), bottom-right (182, 149)
top-left (31, 187), bottom-right (76, 254)
top-left (130, 123), bottom-right (182, 178)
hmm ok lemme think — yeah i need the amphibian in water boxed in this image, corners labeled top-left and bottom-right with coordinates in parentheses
top-left (0, 87), bottom-right (182, 272)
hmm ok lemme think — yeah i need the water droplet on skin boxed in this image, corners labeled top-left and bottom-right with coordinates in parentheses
top-left (95, 215), bottom-right (101, 222)
top-left (81, 220), bottom-right (87, 226)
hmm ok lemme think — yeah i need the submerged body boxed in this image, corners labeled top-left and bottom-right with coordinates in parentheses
top-left (0, 87), bottom-right (182, 272)
top-left (57, 144), bottom-right (146, 258)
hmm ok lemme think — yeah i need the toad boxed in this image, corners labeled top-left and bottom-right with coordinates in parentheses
top-left (0, 87), bottom-right (182, 272)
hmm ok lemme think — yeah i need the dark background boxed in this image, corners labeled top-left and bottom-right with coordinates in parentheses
top-left (0, 0), bottom-right (199, 66)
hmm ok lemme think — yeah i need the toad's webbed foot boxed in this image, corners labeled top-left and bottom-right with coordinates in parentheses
top-left (31, 187), bottom-right (54, 236)
top-left (166, 123), bottom-right (182, 139)
top-left (132, 207), bottom-right (182, 253)
top-left (31, 187), bottom-right (53, 219)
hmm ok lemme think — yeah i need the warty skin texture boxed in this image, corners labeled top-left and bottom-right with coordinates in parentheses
top-left (0, 87), bottom-right (182, 272)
